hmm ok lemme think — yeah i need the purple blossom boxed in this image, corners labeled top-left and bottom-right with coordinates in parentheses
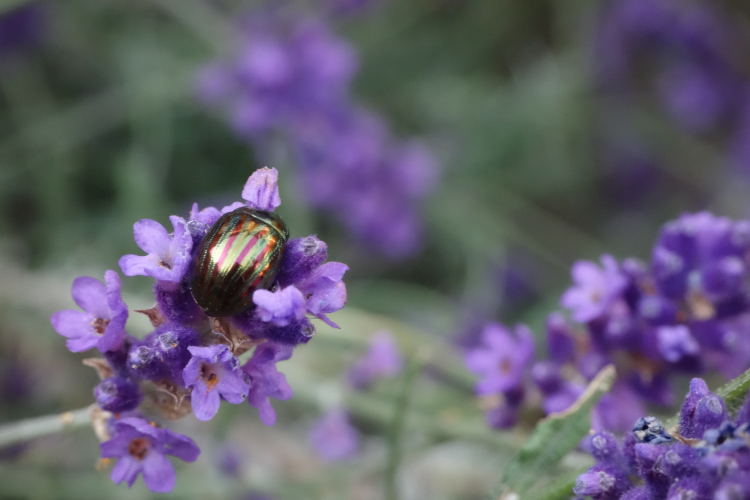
top-left (94, 377), bottom-right (142, 413)
top-left (348, 331), bottom-right (404, 389)
top-left (561, 255), bottom-right (627, 323)
top-left (242, 342), bottom-right (294, 425)
top-left (465, 323), bottom-right (535, 396)
top-left (575, 379), bottom-right (750, 499)
top-left (253, 286), bottom-right (306, 327)
top-left (128, 324), bottom-right (200, 383)
top-left (183, 345), bottom-right (250, 421)
top-left (189, 203), bottom-right (221, 226)
top-left (119, 216), bottom-right (192, 286)
top-left (656, 325), bottom-right (700, 363)
top-left (309, 409), bottom-right (359, 462)
top-left (242, 167), bottom-right (281, 211)
top-left (100, 417), bottom-right (200, 492)
top-left (50, 270), bottom-right (128, 353)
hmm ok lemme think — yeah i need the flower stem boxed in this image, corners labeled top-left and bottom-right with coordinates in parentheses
top-left (384, 353), bottom-right (424, 500)
top-left (0, 405), bottom-right (94, 449)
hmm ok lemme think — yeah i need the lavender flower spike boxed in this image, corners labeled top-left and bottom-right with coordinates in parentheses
top-left (561, 254), bottom-right (627, 323)
top-left (118, 216), bottom-right (192, 286)
top-left (183, 345), bottom-right (250, 421)
top-left (309, 409), bottom-right (359, 462)
top-left (100, 417), bottom-right (200, 492)
top-left (295, 261), bottom-right (349, 328)
top-left (50, 270), bottom-right (128, 353)
top-left (242, 167), bottom-right (281, 212)
top-left (243, 341), bottom-right (294, 425)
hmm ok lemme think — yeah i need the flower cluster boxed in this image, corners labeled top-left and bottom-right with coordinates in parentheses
top-left (574, 378), bottom-right (750, 499)
top-left (196, 11), bottom-right (437, 258)
top-left (594, 0), bottom-right (750, 173)
top-left (466, 212), bottom-right (750, 432)
top-left (50, 167), bottom-right (349, 492)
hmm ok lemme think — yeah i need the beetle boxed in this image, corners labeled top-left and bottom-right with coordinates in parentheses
top-left (190, 207), bottom-right (289, 317)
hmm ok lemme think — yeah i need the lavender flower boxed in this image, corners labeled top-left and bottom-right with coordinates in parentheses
top-left (50, 271), bottom-right (128, 353)
top-left (465, 323), bottom-right (535, 396)
top-left (50, 167), bottom-right (350, 491)
top-left (309, 409), bottom-right (359, 462)
top-left (118, 216), bottom-right (193, 286)
top-left (242, 342), bottom-right (294, 426)
top-left (471, 211), bottom-right (750, 434)
top-left (183, 345), bottom-right (250, 421)
top-left (575, 378), bottom-right (750, 499)
top-left (561, 255), bottom-right (627, 323)
top-left (100, 417), bottom-right (200, 493)
top-left (196, 12), bottom-right (438, 258)
top-left (348, 331), bottom-right (404, 389)
top-left (465, 323), bottom-right (534, 429)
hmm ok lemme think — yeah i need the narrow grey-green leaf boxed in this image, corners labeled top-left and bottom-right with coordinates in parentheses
top-left (491, 364), bottom-right (616, 499)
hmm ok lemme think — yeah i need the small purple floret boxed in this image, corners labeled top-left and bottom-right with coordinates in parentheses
top-left (95, 376), bottom-right (142, 413)
top-left (183, 345), bottom-right (250, 421)
top-left (119, 216), bottom-right (193, 285)
top-left (464, 323), bottom-right (535, 396)
top-left (50, 270), bottom-right (128, 353)
top-left (100, 417), bottom-right (200, 493)
top-left (242, 342), bottom-right (294, 426)
top-left (561, 254), bottom-right (627, 323)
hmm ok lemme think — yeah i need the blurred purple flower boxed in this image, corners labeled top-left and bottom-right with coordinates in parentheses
top-left (119, 216), bottom-right (192, 286)
top-left (50, 271), bottom-right (128, 353)
top-left (561, 255), bottom-right (627, 323)
top-left (242, 342), bottom-right (294, 425)
top-left (465, 323), bottom-right (534, 396)
top-left (0, 3), bottom-right (48, 55)
top-left (100, 417), bottom-right (200, 493)
top-left (348, 332), bottom-right (403, 389)
top-left (183, 345), bottom-right (250, 421)
top-left (309, 409), bottom-right (359, 462)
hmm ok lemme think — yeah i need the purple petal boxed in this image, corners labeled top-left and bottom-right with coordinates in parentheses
top-left (191, 384), bottom-right (221, 421)
top-left (220, 201), bottom-right (245, 214)
top-left (111, 455), bottom-right (142, 488)
top-left (141, 451), bottom-right (176, 493)
top-left (160, 430), bottom-right (200, 462)
top-left (50, 310), bottom-right (92, 338)
top-left (119, 254), bottom-right (156, 277)
top-left (242, 167), bottom-right (281, 211)
top-left (189, 203), bottom-right (221, 226)
top-left (71, 276), bottom-right (109, 317)
top-left (132, 219), bottom-right (171, 255)
top-left (253, 287), bottom-right (306, 326)
top-left (257, 400), bottom-right (277, 426)
top-left (67, 334), bottom-right (101, 353)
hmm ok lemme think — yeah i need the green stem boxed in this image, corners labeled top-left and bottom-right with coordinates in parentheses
top-left (0, 406), bottom-right (94, 449)
top-left (384, 355), bottom-right (423, 500)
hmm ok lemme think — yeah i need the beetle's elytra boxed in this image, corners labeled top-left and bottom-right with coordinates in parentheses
top-left (190, 207), bottom-right (289, 317)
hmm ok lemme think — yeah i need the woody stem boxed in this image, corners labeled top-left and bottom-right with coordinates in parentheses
top-left (0, 405), bottom-right (94, 449)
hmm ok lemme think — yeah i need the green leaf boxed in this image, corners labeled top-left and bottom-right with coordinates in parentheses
top-left (490, 364), bottom-right (616, 500)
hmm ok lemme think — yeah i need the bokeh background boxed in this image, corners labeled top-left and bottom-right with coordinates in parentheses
top-left (2, 0), bottom-right (750, 498)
